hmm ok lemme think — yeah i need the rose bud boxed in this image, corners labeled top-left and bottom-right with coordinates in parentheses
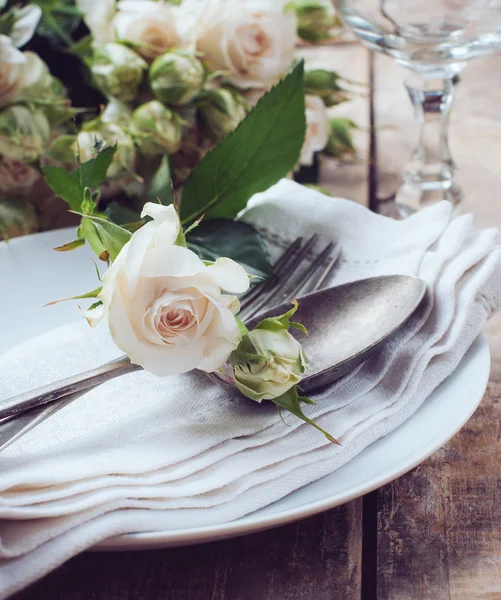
top-left (149, 51), bottom-right (206, 106)
top-left (73, 123), bottom-right (136, 178)
top-left (90, 43), bottom-right (148, 102)
top-left (231, 327), bottom-right (306, 402)
top-left (199, 87), bottom-right (248, 141)
top-left (0, 105), bottom-right (50, 162)
top-left (288, 0), bottom-right (340, 43)
top-left (130, 100), bottom-right (182, 156)
top-left (304, 69), bottom-right (350, 107)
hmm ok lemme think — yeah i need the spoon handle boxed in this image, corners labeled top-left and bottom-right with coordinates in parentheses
top-left (0, 356), bottom-right (141, 421)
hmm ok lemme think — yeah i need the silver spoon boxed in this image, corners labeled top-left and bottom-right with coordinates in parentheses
top-left (0, 275), bottom-right (426, 427)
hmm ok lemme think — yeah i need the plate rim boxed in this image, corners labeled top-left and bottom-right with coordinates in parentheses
top-left (95, 333), bottom-right (490, 551)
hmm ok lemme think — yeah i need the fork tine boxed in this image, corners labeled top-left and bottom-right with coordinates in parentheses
top-left (311, 245), bottom-right (341, 292)
top-left (240, 234), bottom-right (319, 321)
top-left (239, 237), bottom-right (303, 312)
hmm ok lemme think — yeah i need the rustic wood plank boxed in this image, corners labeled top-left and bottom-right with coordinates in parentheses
top-left (14, 503), bottom-right (363, 600)
top-left (377, 382), bottom-right (501, 600)
top-left (373, 51), bottom-right (501, 599)
top-left (13, 43), bottom-right (371, 600)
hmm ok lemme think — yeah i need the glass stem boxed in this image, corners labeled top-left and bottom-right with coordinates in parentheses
top-left (403, 74), bottom-right (457, 191)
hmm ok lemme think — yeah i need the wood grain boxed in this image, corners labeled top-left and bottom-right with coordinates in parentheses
top-left (373, 51), bottom-right (501, 600)
top-left (377, 382), bottom-right (501, 600)
top-left (15, 503), bottom-right (363, 600)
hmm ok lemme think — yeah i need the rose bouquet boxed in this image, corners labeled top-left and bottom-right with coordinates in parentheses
top-left (0, 0), bottom-right (358, 239)
top-left (0, 1), bottom-right (86, 237)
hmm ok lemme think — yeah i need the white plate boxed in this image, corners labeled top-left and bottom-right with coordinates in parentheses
top-left (0, 229), bottom-right (491, 551)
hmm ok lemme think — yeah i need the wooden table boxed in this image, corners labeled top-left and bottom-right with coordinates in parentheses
top-left (15, 45), bottom-right (501, 600)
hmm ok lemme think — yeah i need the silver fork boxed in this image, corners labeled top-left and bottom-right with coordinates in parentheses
top-left (0, 236), bottom-right (340, 452)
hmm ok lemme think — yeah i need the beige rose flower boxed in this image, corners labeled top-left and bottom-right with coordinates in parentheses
top-left (85, 203), bottom-right (250, 376)
top-left (0, 35), bottom-right (25, 107)
top-left (195, 0), bottom-right (297, 89)
top-left (113, 0), bottom-right (182, 60)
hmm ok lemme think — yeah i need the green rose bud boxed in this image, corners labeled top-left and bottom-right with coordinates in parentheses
top-left (231, 327), bottom-right (307, 402)
top-left (199, 88), bottom-right (248, 141)
top-left (287, 0), bottom-right (340, 43)
top-left (149, 51), bottom-right (205, 106)
top-left (130, 100), bottom-right (182, 156)
top-left (304, 69), bottom-right (349, 107)
top-left (74, 123), bottom-right (136, 178)
top-left (324, 117), bottom-right (356, 159)
top-left (91, 43), bottom-right (148, 102)
top-left (0, 105), bottom-right (50, 162)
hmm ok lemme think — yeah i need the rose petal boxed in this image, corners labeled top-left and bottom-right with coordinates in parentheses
top-left (206, 257), bottom-right (250, 294)
top-left (108, 286), bottom-right (206, 376)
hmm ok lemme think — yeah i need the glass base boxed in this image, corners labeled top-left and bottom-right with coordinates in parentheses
top-left (395, 182), bottom-right (462, 218)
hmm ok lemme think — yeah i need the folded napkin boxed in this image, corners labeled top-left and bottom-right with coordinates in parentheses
top-left (1, 179), bottom-right (501, 597)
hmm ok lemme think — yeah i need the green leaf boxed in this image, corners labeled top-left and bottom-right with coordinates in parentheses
top-left (45, 286), bottom-right (102, 307)
top-left (143, 154), bottom-right (174, 206)
top-left (273, 387), bottom-right (339, 444)
top-left (80, 214), bottom-right (131, 262)
top-left (187, 219), bottom-right (271, 279)
top-left (180, 61), bottom-right (306, 223)
top-left (43, 145), bottom-right (117, 211)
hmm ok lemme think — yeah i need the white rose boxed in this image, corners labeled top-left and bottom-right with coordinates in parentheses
top-left (0, 35), bottom-right (25, 107)
top-left (195, 0), bottom-right (297, 89)
top-left (8, 5), bottom-right (42, 48)
top-left (76, 0), bottom-right (116, 45)
top-left (112, 0), bottom-right (182, 60)
top-left (300, 95), bottom-right (330, 166)
top-left (0, 158), bottom-right (41, 196)
top-left (85, 203), bottom-right (250, 376)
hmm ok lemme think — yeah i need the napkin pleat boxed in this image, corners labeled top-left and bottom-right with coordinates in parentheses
top-left (1, 180), bottom-right (501, 597)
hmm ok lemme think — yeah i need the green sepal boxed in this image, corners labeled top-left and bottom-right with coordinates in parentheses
top-left (45, 286), bottom-right (102, 307)
top-left (273, 387), bottom-right (339, 444)
top-left (78, 214), bottom-right (131, 262)
top-left (53, 238), bottom-right (85, 252)
top-left (255, 299), bottom-right (308, 335)
top-left (236, 317), bottom-right (249, 337)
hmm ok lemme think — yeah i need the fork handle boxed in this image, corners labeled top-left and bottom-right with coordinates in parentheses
top-left (0, 356), bottom-right (142, 420)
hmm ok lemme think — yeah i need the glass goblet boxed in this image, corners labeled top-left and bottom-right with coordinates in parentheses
top-left (333, 0), bottom-right (501, 214)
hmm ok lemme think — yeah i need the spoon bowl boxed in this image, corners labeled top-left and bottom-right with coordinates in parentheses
top-left (213, 275), bottom-right (427, 393)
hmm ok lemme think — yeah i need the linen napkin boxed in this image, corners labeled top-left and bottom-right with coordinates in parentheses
top-left (1, 179), bottom-right (501, 598)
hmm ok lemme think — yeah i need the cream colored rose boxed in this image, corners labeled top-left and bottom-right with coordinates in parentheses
top-left (0, 41), bottom-right (54, 108)
top-left (0, 158), bottom-right (41, 197)
top-left (76, 0), bottom-right (116, 45)
top-left (300, 95), bottom-right (330, 166)
top-left (113, 0), bottom-right (182, 60)
top-left (0, 35), bottom-right (25, 107)
top-left (85, 203), bottom-right (250, 376)
top-left (195, 0), bottom-right (297, 89)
